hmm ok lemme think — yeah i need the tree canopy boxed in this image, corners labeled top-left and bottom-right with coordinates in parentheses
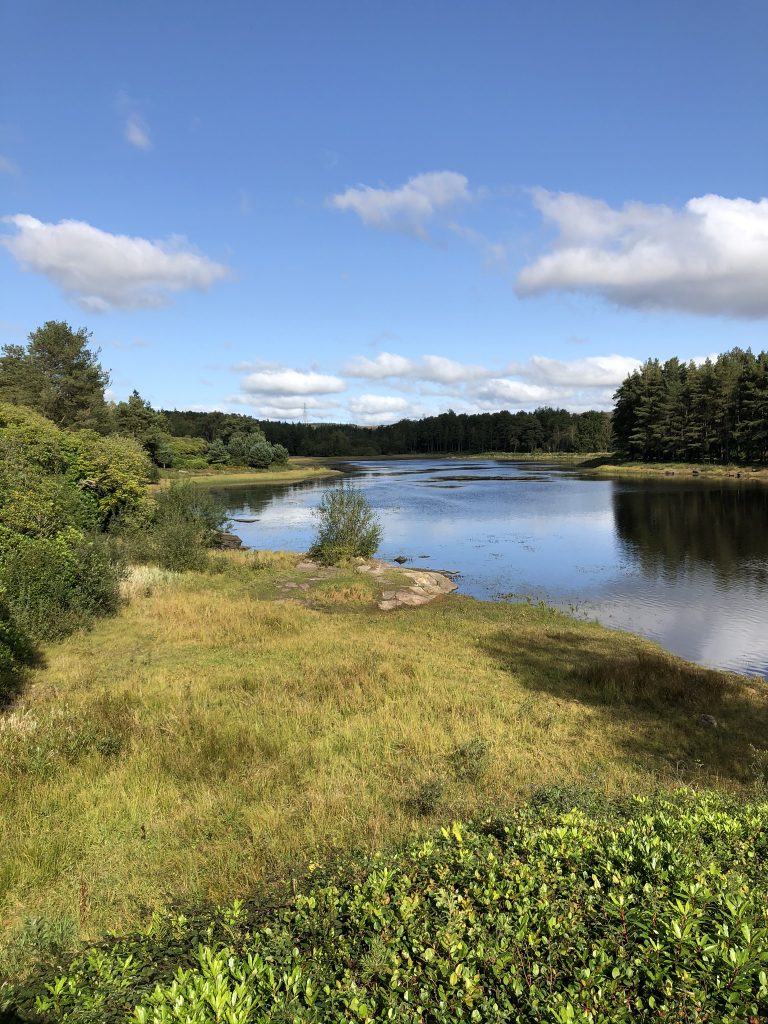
top-left (612, 349), bottom-right (768, 463)
top-left (0, 321), bottom-right (110, 431)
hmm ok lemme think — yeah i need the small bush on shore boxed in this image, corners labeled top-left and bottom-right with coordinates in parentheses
top-left (309, 485), bottom-right (382, 565)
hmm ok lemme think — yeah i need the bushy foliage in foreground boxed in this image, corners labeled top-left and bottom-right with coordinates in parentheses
top-left (309, 486), bottom-right (382, 565)
top-left (13, 790), bottom-right (768, 1023)
top-left (0, 404), bottom-right (150, 687)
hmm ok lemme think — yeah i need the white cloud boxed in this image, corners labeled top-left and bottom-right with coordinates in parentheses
top-left (0, 155), bottom-right (19, 176)
top-left (518, 190), bottom-right (768, 318)
top-left (522, 354), bottom-right (641, 387)
top-left (475, 379), bottom-right (556, 405)
top-left (344, 351), bottom-right (489, 384)
top-left (344, 352), bottom-right (416, 378)
top-left (348, 394), bottom-right (410, 416)
top-left (329, 171), bottom-right (471, 235)
top-left (125, 114), bottom-right (152, 150)
top-left (240, 369), bottom-right (346, 396)
top-left (226, 393), bottom-right (343, 420)
top-left (0, 214), bottom-right (229, 310)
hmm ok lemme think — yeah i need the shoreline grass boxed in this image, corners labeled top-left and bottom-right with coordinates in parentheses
top-left (584, 458), bottom-right (768, 481)
top-left (1, 549), bottom-right (767, 975)
top-left (156, 460), bottom-right (342, 488)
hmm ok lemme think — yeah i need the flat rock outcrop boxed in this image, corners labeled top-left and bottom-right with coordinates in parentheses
top-left (374, 564), bottom-right (458, 611)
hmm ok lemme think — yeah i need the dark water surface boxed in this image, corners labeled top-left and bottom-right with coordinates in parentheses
top-left (210, 460), bottom-right (768, 678)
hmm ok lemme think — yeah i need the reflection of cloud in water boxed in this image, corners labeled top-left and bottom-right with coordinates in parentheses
top-left (575, 572), bottom-right (768, 677)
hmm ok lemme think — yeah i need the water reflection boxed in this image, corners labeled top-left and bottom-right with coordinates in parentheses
top-left (613, 483), bottom-right (768, 584)
top-left (214, 461), bottom-right (768, 678)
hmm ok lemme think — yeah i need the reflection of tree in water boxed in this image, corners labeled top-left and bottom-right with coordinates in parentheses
top-left (613, 484), bottom-right (768, 585)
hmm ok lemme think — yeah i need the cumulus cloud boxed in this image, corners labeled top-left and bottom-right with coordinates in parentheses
top-left (227, 394), bottom-right (343, 419)
top-left (518, 190), bottom-right (768, 318)
top-left (521, 354), bottom-right (641, 387)
top-left (344, 352), bottom-right (416, 378)
top-left (240, 369), bottom-right (345, 396)
top-left (348, 394), bottom-right (410, 415)
top-left (344, 351), bottom-right (489, 384)
top-left (475, 379), bottom-right (556, 405)
top-left (226, 349), bottom-right (642, 426)
top-left (341, 350), bottom-right (641, 419)
top-left (329, 171), bottom-right (472, 235)
top-left (125, 114), bottom-right (152, 150)
top-left (0, 214), bottom-right (229, 310)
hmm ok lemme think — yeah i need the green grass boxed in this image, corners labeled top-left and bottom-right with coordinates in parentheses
top-left (158, 460), bottom-right (342, 488)
top-left (585, 459), bottom-right (768, 481)
top-left (465, 451), bottom-right (611, 463)
top-left (1, 552), bottom-right (767, 994)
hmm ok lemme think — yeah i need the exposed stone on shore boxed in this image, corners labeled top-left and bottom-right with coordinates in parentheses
top-left (214, 530), bottom-right (243, 550)
top-left (288, 556), bottom-right (459, 610)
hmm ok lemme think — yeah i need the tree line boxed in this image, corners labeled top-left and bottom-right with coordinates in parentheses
top-left (613, 349), bottom-right (768, 463)
top-left (164, 407), bottom-right (613, 457)
top-left (4, 323), bottom-right (768, 466)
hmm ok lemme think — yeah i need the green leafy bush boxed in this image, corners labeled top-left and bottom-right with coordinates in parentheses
top-left (0, 599), bottom-right (34, 707)
top-left (309, 485), bottom-right (382, 565)
top-left (119, 482), bottom-right (227, 572)
top-left (13, 791), bottom-right (768, 1024)
top-left (0, 527), bottom-right (123, 644)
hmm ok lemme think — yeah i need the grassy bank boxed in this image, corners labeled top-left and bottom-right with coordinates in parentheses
top-left (158, 459), bottom-right (343, 488)
top-left (585, 459), bottom-right (768, 482)
top-left (466, 451), bottom-right (610, 463)
top-left (2, 550), bottom-right (767, 983)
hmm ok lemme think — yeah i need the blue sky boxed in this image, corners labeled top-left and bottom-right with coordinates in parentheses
top-left (1, 0), bottom-right (766, 423)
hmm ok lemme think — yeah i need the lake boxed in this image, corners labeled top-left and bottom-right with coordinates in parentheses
top-left (208, 459), bottom-right (768, 678)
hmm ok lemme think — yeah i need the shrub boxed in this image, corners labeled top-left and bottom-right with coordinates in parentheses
top-left (13, 791), bottom-right (768, 1024)
top-left (0, 528), bottom-right (123, 644)
top-left (270, 443), bottom-right (289, 465)
top-left (119, 482), bottom-right (227, 572)
top-left (309, 486), bottom-right (382, 565)
top-left (0, 600), bottom-right (34, 707)
top-left (244, 438), bottom-right (275, 469)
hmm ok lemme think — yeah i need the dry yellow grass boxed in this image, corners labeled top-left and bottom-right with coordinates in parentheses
top-left (1, 550), bottom-right (766, 951)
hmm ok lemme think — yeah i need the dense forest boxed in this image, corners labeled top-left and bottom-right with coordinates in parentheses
top-left (163, 407), bottom-right (613, 457)
top-left (613, 349), bottom-right (768, 463)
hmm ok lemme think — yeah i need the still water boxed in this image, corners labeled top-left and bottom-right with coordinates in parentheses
top-left (209, 460), bottom-right (768, 678)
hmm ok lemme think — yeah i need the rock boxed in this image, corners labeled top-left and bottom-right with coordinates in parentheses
top-left (296, 560), bottom-right (319, 572)
top-left (231, 515), bottom-right (259, 523)
top-left (418, 554), bottom-right (430, 558)
top-left (393, 555), bottom-right (408, 564)
top-left (692, 469), bottom-right (700, 476)
top-left (283, 582), bottom-right (298, 589)
top-left (698, 713), bottom-right (718, 729)
top-left (376, 568), bottom-right (459, 612)
top-left (214, 530), bottom-right (243, 550)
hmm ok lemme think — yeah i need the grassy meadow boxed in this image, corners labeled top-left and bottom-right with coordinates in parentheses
top-left (2, 548), bottom-right (767, 978)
